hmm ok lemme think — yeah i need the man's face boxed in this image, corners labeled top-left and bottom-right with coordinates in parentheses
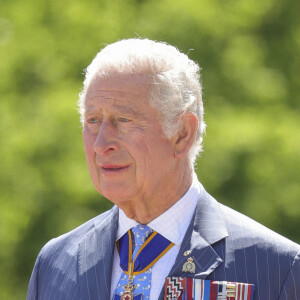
top-left (82, 74), bottom-right (178, 210)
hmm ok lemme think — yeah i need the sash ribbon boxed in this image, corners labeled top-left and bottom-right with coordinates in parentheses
top-left (117, 229), bottom-right (174, 275)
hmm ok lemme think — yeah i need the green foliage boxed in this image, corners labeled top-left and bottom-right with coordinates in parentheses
top-left (0, 0), bottom-right (299, 298)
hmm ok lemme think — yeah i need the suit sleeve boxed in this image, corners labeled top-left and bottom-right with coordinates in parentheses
top-left (26, 252), bottom-right (42, 300)
top-left (279, 249), bottom-right (300, 300)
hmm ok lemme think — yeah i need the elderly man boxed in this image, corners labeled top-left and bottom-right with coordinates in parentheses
top-left (27, 39), bottom-right (300, 300)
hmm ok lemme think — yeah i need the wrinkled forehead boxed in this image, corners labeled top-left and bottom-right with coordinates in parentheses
top-left (86, 72), bottom-right (151, 100)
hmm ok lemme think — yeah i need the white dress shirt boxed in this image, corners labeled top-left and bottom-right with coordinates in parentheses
top-left (110, 174), bottom-right (201, 299)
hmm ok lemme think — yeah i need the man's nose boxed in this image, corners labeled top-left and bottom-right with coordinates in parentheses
top-left (93, 121), bottom-right (119, 154)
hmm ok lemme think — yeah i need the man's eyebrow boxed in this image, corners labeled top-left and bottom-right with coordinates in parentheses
top-left (84, 106), bottom-right (97, 114)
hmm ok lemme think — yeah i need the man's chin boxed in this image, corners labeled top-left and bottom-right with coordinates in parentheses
top-left (98, 186), bottom-right (135, 205)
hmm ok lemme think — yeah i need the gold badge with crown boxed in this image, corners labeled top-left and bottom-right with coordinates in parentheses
top-left (121, 283), bottom-right (136, 300)
top-left (182, 257), bottom-right (196, 273)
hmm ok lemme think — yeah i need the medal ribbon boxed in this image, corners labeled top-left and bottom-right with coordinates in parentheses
top-left (117, 229), bottom-right (174, 275)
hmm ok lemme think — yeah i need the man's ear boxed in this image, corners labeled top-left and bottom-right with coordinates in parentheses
top-left (173, 112), bottom-right (198, 159)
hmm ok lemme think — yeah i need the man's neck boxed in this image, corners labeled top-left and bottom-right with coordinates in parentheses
top-left (121, 167), bottom-right (194, 224)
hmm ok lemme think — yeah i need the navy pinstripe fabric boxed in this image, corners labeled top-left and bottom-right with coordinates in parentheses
top-left (27, 187), bottom-right (300, 300)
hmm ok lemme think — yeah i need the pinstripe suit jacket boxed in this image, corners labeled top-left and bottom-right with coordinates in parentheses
top-left (27, 186), bottom-right (300, 300)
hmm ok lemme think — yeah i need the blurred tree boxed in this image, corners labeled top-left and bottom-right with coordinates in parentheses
top-left (0, 0), bottom-right (299, 298)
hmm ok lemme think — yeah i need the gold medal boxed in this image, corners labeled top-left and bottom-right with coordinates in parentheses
top-left (120, 283), bottom-right (135, 300)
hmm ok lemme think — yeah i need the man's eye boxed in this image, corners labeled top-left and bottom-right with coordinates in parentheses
top-left (88, 117), bottom-right (100, 123)
top-left (119, 117), bottom-right (130, 122)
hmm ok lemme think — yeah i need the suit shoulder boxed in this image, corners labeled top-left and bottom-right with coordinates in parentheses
top-left (219, 202), bottom-right (300, 256)
top-left (38, 206), bottom-right (117, 261)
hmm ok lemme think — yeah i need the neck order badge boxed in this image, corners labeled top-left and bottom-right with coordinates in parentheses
top-left (113, 225), bottom-right (174, 300)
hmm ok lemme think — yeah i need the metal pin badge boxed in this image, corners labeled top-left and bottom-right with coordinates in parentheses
top-left (182, 257), bottom-right (196, 273)
top-left (183, 250), bottom-right (191, 256)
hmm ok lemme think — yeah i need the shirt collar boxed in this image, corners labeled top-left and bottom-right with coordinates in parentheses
top-left (116, 209), bottom-right (139, 241)
top-left (116, 173), bottom-right (201, 246)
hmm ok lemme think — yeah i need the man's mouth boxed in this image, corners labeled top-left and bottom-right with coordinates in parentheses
top-left (101, 164), bottom-right (129, 173)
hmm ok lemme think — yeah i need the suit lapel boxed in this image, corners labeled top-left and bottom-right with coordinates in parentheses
top-left (158, 187), bottom-right (228, 300)
top-left (78, 206), bottom-right (119, 300)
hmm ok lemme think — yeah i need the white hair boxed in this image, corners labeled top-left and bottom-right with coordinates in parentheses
top-left (78, 38), bottom-right (206, 165)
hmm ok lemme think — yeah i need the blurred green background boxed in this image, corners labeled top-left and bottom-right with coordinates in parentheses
top-left (1, 0), bottom-right (299, 298)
